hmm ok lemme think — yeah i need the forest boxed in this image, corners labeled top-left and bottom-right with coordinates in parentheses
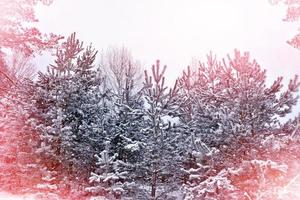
top-left (0, 0), bottom-right (300, 200)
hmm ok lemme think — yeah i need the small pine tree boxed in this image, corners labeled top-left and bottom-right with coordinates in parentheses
top-left (87, 141), bottom-right (128, 199)
top-left (139, 60), bottom-right (184, 199)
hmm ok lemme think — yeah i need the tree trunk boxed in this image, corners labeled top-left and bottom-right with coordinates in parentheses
top-left (151, 169), bottom-right (157, 199)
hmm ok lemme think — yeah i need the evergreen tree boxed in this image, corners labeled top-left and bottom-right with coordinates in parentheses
top-left (140, 60), bottom-right (183, 199)
top-left (179, 50), bottom-right (299, 199)
top-left (102, 47), bottom-right (144, 173)
top-left (86, 141), bottom-right (127, 199)
top-left (0, 80), bottom-right (61, 200)
top-left (25, 33), bottom-right (110, 197)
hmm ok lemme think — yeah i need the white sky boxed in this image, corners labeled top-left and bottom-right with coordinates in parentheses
top-left (35, 0), bottom-right (300, 117)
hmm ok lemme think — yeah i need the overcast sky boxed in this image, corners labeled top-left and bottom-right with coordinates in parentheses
top-left (35, 0), bottom-right (300, 117)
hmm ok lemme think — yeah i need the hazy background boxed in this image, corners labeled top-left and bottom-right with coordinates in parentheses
top-left (35, 0), bottom-right (300, 118)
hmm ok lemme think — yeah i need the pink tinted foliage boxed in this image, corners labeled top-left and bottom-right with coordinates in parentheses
top-left (284, 5), bottom-right (300, 21)
top-left (280, 0), bottom-right (300, 49)
top-left (287, 33), bottom-right (300, 49)
top-left (271, 0), bottom-right (300, 49)
top-left (0, 0), bottom-right (62, 56)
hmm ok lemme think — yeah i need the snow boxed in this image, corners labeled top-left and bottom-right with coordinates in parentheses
top-left (124, 143), bottom-right (140, 151)
top-left (278, 173), bottom-right (300, 200)
top-left (0, 192), bottom-right (36, 200)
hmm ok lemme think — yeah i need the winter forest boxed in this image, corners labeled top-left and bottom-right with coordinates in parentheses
top-left (0, 0), bottom-right (300, 200)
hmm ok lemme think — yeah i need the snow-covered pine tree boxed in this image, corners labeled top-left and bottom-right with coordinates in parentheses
top-left (178, 53), bottom-right (229, 199)
top-left (26, 33), bottom-right (111, 196)
top-left (140, 60), bottom-right (183, 199)
top-left (100, 47), bottom-right (145, 198)
top-left (179, 50), bottom-right (299, 162)
top-left (214, 50), bottom-right (299, 168)
top-left (179, 50), bottom-right (299, 199)
top-left (101, 48), bottom-right (144, 163)
top-left (86, 141), bottom-right (129, 199)
top-left (0, 79), bottom-right (61, 200)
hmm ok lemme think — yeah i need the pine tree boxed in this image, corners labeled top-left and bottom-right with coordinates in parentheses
top-left (0, 80), bottom-right (62, 200)
top-left (139, 60), bottom-right (183, 199)
top-left (87, 141), bottom-right (128, 199)
top-left (179, 50), bottom-right (299, 161)
top-left (24, 33), bottom-right (110, 197)
top-left (101, 47), bottom-right (145, 197)
top-left (179, 50), bottom-right (299, 199)
top-left (102, 47), bottom-right (144, 171)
